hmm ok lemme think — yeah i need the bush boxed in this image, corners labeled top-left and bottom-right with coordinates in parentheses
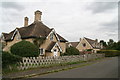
top-left (2, 51), bottom-right (22, 68)
top-left (97, 50), bottom-right (120, 57)
top-left (10, 41), bottom-right (39, 57)
top-left (63, 46), bottom-right (80, 55)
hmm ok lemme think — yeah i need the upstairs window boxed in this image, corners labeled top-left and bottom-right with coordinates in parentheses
top-left (82, 43), bottom-right (86, 47)
top-left (50, 33), bottom-right (54, 41)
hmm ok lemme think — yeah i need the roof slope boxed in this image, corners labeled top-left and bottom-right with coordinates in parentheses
top-left (46, 42), bottom-right (56, 52)
top-left (3, 21), bottom-right (67, 42)
top-left (84, 37), bottom-right (96, 46)
top-left (68, 42), bottom-right (79, 48)
top-left (84, 37), bottom-right (101, 49)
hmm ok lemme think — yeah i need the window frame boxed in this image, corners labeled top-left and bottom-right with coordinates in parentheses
top-left (39, 48), bottom-right (44, 55)
top-left (50, 32), bottom-right (54, 41)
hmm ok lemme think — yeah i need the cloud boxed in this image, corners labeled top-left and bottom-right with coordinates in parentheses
top-left (100, 19), bottom-right (118, 32)
top-left (1, 2), bottom-right (24, 11)
top-left (86, 2), bottom-right (117, 14)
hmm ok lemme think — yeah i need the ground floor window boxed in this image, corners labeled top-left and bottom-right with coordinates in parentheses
top-left (39, 48), bottom-right (44, 55)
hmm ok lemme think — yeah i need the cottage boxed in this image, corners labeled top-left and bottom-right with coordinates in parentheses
top-left (67, 37), bottom-right (103, 53)
top-left (1, 10), bottom-right (68, 57)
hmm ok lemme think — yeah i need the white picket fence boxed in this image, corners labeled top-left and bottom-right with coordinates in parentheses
top-left (17, 54), bottom-right (105, 70)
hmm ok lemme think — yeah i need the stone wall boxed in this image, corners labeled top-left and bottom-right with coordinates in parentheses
top-left (17, 54), bottom-right (105, 70)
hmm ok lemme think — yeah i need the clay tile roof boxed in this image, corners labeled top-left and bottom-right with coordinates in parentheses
top-left (46, 41), bottom-right (56, 52)
top-left (70, 42), bottom-right (79, 47)
top-left (84, 37), bottom-right (95, 45)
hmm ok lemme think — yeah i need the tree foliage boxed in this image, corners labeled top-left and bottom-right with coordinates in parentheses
top-left (100, 39), bottom-right (120, 50)
top-left (10, 41), bottom-right (39, 57)
top-left (64, 46), bottom-right (80, 55)
top-left (2, 51), bottom-right (22, 68)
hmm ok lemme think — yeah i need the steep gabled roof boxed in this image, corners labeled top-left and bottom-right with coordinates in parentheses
top-left (57, 34), bottom-right (68, 42)
top-left (84, 37), bottom-right (96, 46)
top-left (2, 30), bottom-right (15, 41)
top-left (46, 41), bottom-right (62, 52)
top-left (18, 21), bottom-right (52, 38)
top-left (84, 37), bottom-right (101, 49)
top-left (46, 42), bottom-right (56, 52)
top-left (2, 21), bottom-right (67, 42)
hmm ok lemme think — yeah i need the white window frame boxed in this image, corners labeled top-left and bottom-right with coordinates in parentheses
top-left (50, 32), bottom-right (54, 41)
top-left (39, 48), bottom-right (44, 55)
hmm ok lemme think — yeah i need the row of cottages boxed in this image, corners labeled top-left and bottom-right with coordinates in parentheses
top-left (1, 10), bottom-right (103, 57)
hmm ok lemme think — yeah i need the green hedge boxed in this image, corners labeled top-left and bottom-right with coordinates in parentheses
top-left (2, 51), bottom-right (22, 68)
top-left (10, 41), bottom-right (39, 57)
top-left (63, 46), bottom-right (80, 56)
top-left (97, 50), bottom-right (120, 57)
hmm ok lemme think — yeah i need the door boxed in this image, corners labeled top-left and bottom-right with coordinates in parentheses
top-left (53, 48), bottom-right (58, 57)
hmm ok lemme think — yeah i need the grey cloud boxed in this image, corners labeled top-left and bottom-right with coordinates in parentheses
top-left (100, 20), bottom-right (118, 32)
top-left (87, 2), bottom-right (117, 13)
top-left (2, 2), bottom-right (24, 11)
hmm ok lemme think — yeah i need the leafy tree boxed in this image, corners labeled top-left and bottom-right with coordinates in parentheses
top-left (65, 46), bottom-right (80, 55)
top-left (10, 41), bottom-right (39, 57)
top-left (108, 39), bottom-right (114, 46)
top-left (114, 41), bottom-right (120, 50)
top-left (100, 40), bottom-right (107, 48)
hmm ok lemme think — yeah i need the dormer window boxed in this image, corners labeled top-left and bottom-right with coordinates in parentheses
top-left (50, 32), bottom-right (53, 41)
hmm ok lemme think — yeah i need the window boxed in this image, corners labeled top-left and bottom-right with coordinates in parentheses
top-left (39, 48), bottom-right (44, 55)
top-left (50, 33), bottom-right (53, 41)
top-left (82, 43), bottom-right (86, 47)
top-left (54, 49), bottom-right (57, 52)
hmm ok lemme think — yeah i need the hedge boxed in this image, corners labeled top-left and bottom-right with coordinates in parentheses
top-left (10, 41), bottom-right (39, 57)
top-left (2, 51), bottom-right (22, 68)
top-left (97, 50), bottom-right (120, 57)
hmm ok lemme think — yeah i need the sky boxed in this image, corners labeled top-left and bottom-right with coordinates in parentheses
top-left (0, 0), bottom-right (119, 42)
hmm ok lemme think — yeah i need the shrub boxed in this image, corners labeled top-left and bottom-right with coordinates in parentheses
top-left (97, 50), bottom-right (120, 57)
top-left (10, 41), bottom-right (39, 57)
top-left (64, 46), bottom-right (80, 55)
top-left (2, 51), bottom-right (22, 68)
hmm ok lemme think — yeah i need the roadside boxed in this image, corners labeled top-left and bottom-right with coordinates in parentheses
top-left (2, 57), bottom-right (112, 80)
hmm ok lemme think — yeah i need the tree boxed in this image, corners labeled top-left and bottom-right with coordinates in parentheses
top-left (108, 39), bottom-right (114, 46)
top-left (2, 51), bottom-right (22, 68)
top-left (10, 41), bottom-right (39, 57)
top-left (100, 40), bottom-right (107, 48)
top-left (115, 41), bottom-right (120, 50)
top-left (65, 46), bottom-right (80, 55)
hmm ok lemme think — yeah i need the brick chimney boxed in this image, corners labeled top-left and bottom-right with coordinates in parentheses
top-left (24, 17), bottom-right (28, 27)
top-left (34, 10), bottom-right (42, 22)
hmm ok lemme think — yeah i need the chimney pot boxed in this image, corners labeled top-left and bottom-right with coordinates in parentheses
top-left (24, 17), bottom-right (28, 27)
top-left (34, 10), bottom-right (42, 22)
